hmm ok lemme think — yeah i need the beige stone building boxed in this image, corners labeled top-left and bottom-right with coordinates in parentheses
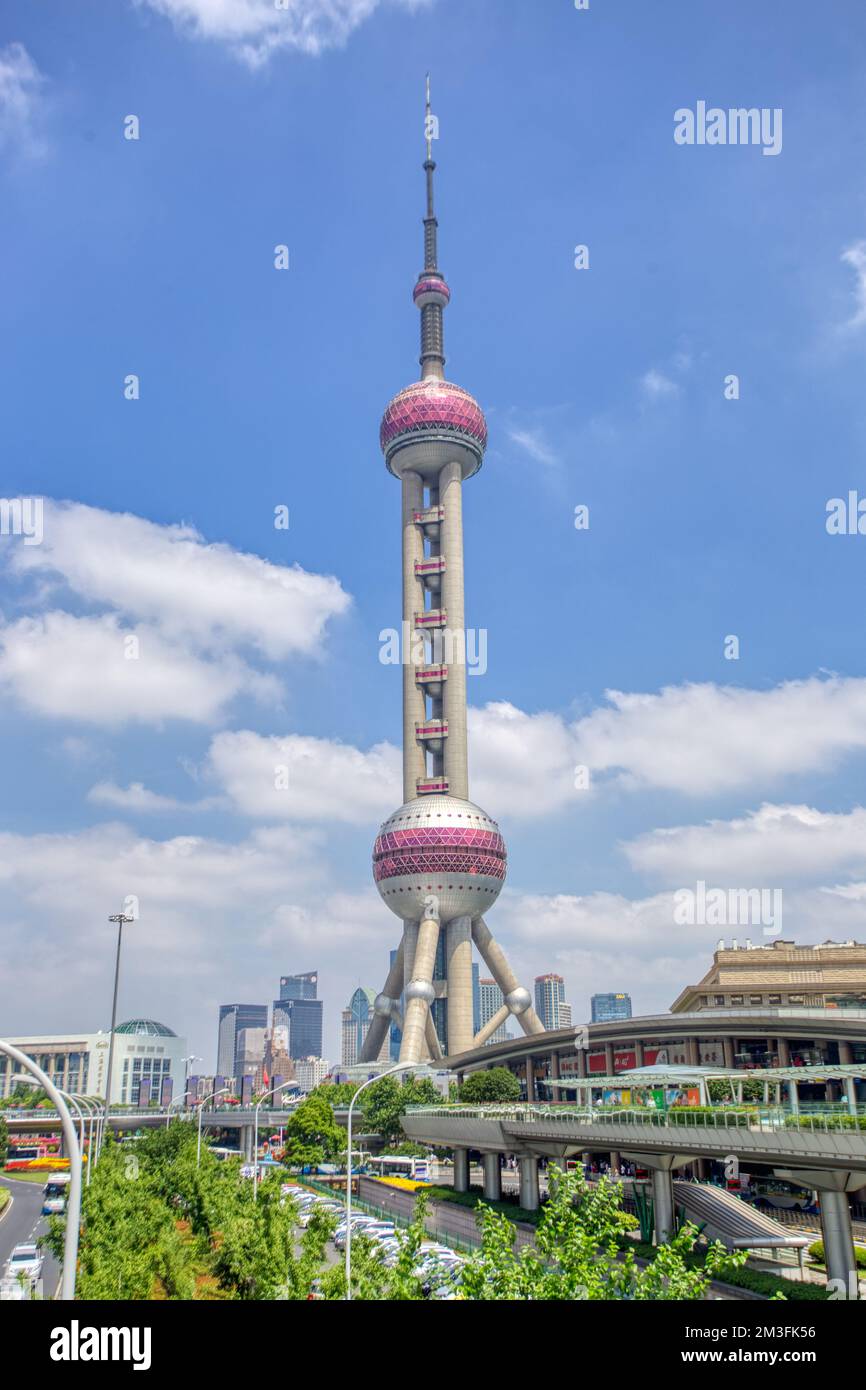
top-left (670, 939), bottom-right (866, 1014)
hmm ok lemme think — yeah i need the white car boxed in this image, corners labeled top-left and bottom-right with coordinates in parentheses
top-left (5, 1244), bottom-right (43, 1288)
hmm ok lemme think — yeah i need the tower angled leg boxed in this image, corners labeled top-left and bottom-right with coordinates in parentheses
top-left (399, 901), bottom-right (441, 1063)
top-left (472, 917), bottom-right (545, 1036)
top-left (360, 938), bottom-right (405, 1063)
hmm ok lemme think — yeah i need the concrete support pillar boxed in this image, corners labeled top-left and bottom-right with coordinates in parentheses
top-left (576, 1048), bottom-right (587, 1079)
top-left (687, 1037), bottom-right (699, 1066)
top-left (519, 1156), bottom-right (540, 1211)
top-left (453, 1148), bottom-right (469, 1193)
top-left (839, 1040), bottom-right (854, 1065)
top-left (722, 1036), bottom-right (735, 1068)
top-left (777, 1037), bottom-right (790, 1066)
top-left (445, 915), bottom-right (474, 1056)
top-left (399, 910), bottom-right (440, 1064)
top-left (820, 1190), bottom-right (859, 1297)
top-left (604, 1043), bottom-right (615, 1074)
top-left (634, 1040), bottom-right (645, 1067)
top-left (482, 1151), bottom-right (502, 1202)
top-left (402, 472), bottom-right (427, 800)
top-left (609, 1150), bottom-right (621, 1176)
top-left (846, 1077), bottom-right (858, 1112)
top-left (241, 1125), bottom-right (253, 1162)
top-left (525, 1057), bottom-right (535, 1102)
top-left (549, 1051), bottom-right (561, 1102)
top-left (438, 459), bottom-right (468, 800)
top-left (788, 1079), bottom-right (800, 1116)
top-left (694, 1158), bottom-right (709, 1182)
top-left (651, 1168), bottom-right (676, 1244)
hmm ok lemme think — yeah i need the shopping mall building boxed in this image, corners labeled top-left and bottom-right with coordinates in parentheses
top-left (449, 941), bottom-right (866, 1101)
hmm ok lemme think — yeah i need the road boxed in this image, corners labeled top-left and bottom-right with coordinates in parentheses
top-left (0, 1175), bottom-right (61, 1300)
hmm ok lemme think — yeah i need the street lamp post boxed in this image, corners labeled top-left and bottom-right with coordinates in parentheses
top-left (253, 1081), bottom-right (296, 1199)
top-left (165, 1090), bottom-right (193, 1129)
top-left (196, 1086), bottom-right (231, 1166)
top-left (2, 1041), bottom-right (82, 1301)
top-left (345, 1062), bottom-right (427, 1301)
top-left (14, 1076), bottom-right (102, 1190)
top-left (101, 910), bottom-right (135, 1156)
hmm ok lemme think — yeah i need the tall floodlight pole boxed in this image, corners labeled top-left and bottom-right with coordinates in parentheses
top-left (361, 79), bottom-right (543, 1067)
top-left (2, 1042), bottom-right (82, 1301)
top-left (101, 910), bottom-right (135, 1154)
top-left (345, 1063), bottom-right (425, 1300)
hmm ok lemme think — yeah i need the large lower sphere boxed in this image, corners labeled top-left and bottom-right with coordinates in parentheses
top-left (373, 794), bottom-right (507, 923)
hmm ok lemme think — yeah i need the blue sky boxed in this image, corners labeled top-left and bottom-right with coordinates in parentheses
top-left (2, 0), bottom-right (866, 1065)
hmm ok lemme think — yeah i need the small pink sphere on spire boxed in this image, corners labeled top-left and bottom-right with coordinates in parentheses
top-left (414, 275), bottom-right (451, 309)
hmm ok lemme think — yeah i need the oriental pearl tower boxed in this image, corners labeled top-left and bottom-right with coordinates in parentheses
top-left (360, 81), bottom-right (544, 1066)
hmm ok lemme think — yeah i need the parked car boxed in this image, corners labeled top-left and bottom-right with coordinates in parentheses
top-left (5, 1244), bottom-right (43, 1289)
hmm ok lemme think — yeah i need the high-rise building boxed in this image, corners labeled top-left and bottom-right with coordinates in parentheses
top-left (273, 996), bottom-right (324, 1061)
top-left (294, 1057), bottom-right (330, 1093)
top-left (279, 971), bottom-right (318, 1002)
top-left (217, 1003), bottom-right (267, 1081)
top-left (591, 992), bottom-right (633, 1023)
top-left (478, 977), bottom-right (509, 1045)
top-left (236, 1026), bottom-right (266, 1091)
top-left (264, 1025), bottom-right (294, 1088)
top-left (342, 987), bottom-right (389, 1067)
top-left (360, 82), bottom-right (542, 1065)
top-left (535, 975), bottom-right (567, 1032)
top-left (559, 1002), bottom-right (573, 1029)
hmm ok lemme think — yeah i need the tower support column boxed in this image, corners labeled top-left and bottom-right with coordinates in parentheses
top-left (446, 915), bottom-right (474, 1056)
top-left (402, 471), bottom-right (427, 801)
top-left (438, 459), bottom-right (468, 800)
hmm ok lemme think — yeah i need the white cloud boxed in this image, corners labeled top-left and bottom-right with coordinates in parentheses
top-left (506, 426), bottom-right (559, 469)
top-left (0, 612), bottom-right (275, 725)
top-left (0, 817), bottom-right (395, 1059)
top-left (841, 240), bottom-right (866, 329)
top-left (205, 728), bottom-right (401, 823)
top-left (138, 0), bottom-right (434, 66)
top-left (87, 781), bottom-right (221, 813)
top-left (573, 676), bottom-right (866, 795)
top-left (625, 803), bottom-right (866, 884)
top-left (469, 701), bottom-right (582, 817)
top-left (0, 43), bottom-right (47, 159)
top-left (641, 368), bottom-right (679, 399)
top-left (10, 501), bottom-right (350, 661)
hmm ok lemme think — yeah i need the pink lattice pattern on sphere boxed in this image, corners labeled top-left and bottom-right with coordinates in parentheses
top-left (372, 825), bottom-right (507, 884)
top-left (380, 380), bottom-right (488, 453)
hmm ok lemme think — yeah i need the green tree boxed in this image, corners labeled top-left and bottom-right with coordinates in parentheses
top-left (457, 1068), bottom-right (521, 1104)
top-left (0, 1115), bottom-right (8, 1167)
top-left (459, 1165), bottom-right (746, 1300)
top-left (283, 1093), bottom-right (345, 1164)
top-left (361, 1076), bottom-right (442, 1144)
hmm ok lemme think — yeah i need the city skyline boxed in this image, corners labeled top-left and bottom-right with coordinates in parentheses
top-left (3, 1), bottom-right (866, 1070)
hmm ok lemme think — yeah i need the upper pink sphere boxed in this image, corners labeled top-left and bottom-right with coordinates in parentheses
top-left (414, 276), bottom-right (451, 307)
top-left (380, 380), bottom-right (488, 456)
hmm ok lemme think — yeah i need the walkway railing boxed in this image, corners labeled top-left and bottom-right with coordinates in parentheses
top-left (405, 1104), bottom-right (866, 1135)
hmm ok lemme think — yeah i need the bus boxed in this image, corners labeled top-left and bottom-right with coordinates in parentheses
top-left (367, 1154), bottom-right (432, 1181)
top-left (42, 1173), bottom-right (71, 1215)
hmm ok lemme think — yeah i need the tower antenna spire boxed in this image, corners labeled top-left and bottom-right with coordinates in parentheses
top-left (425, 72), bottom-right (433, 163)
